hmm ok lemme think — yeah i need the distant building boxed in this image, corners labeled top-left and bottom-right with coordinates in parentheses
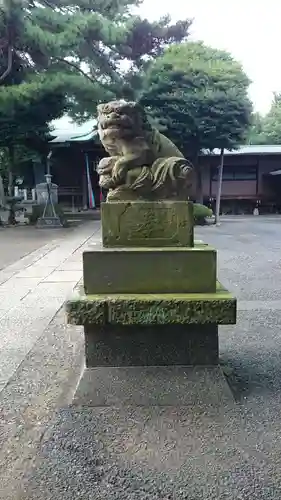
top-left (44, 122), bottom-right (281, 213)
top-left (48, 122), bottom-right (103, 210)
top-left (199, 146), bottom-right (281, 214)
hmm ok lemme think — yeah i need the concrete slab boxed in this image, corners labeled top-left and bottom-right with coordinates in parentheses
top-left (0, 280), bottom-right (41, 311)
top-left (0, 221), bottom-right (100, 393)
top-left (0, 229), bottom-right (59, 271)
top-left (43, 270), bottom-right (82, 283)
top-left (15, 267), bottom-right (54, 279)
top-left (0, 270), bottom-right (17, 285)
top-left (73, 366), bottom-right (234, 407)
top-left (0, 277), bottom-right (42, 290)
top-left (26, 281), bottom-right (77, 299)
top-left (0, 296), bottom-right (64, 354)
top-left (59, 261), bottom-right (83, 271)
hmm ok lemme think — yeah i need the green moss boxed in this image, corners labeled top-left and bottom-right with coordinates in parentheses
top-left (101, 200), bottom-right (194, 247)
top-left (65, 282), bottom-right (236, 326)
top-left (65, 296), bottom-right (106, 325)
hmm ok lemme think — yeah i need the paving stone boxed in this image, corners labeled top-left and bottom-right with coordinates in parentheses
top-left (27, 282), bottom-right (77, 298)
top-left (15, 267), bottom-right (54, 279)
top-left (43, 270), bottom-right (83, 283)
top-left (0, 221), bottom-right (100, 394)
top-left (59, 261), bottom-right (83, 271)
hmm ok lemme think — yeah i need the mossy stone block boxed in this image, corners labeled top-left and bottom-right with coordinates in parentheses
top-left (65, 282), bottom-right (237, 326)
top-left (66, 296), bottom-right (106, 325)
top-left (83, 245), bottom-right (217, 294)
top-left (101, 200), bottom-right (194, 248)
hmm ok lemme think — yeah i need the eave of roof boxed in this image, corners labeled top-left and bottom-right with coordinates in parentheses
top-left (49, 120), bottom-right (98, 144)
top-left (203, 145), bottom-right (281, 156)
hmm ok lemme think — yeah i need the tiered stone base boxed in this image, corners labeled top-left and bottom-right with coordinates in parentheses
top-left (65, 200), bottom-right (237, 405)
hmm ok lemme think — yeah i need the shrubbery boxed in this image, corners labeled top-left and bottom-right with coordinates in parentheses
top-left (193, 203), bottom-right (213, 225)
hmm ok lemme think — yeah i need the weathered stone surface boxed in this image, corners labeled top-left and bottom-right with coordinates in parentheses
top-left (83, 245), bottom-right (217, 294)
top-left (65, 295), bottom-right (106, 325)
top-left (101, 200), bottom-right (194, 247)
top-left (74, 366), bottom-right (233, 406)
top-left (73, 366), bottom-right (233, 406)
top-left (97, 99), bottom-right (193, 201)
top-left (84, 324), bottom-right (219, 367)
top-left (65, 282), bottom-right (237, 326)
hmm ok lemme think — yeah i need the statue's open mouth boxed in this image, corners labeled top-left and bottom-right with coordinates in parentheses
top-left (99, 113), bottom-right (134, 130)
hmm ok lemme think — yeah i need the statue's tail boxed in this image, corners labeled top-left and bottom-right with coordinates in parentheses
top-left (151, 157), bottom-right (192, 195)
top-left (129, 166), bottom-right (154, 193)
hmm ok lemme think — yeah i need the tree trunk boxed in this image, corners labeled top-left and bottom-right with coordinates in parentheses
top-left (0, 174), bottom-right (4, 226)
top-left (215, 148), bottom-right (224, 224)
top-left (7, 144), bottom-right (14, 197)
top-left (7, 144), bottom-right (16, 225)
top-left (0, 174), bottom-right (5, 206)
top-left (195, 156), bottom-right (203, 204)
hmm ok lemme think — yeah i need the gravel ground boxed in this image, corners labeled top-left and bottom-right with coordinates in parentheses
top-left (5, 217), bottom-right (281, 500)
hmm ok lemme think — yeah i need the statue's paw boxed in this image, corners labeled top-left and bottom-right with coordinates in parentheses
top-left (97, 157), bottom-right (115, 175)
top-left (100, 177), bottom-right (115, 189)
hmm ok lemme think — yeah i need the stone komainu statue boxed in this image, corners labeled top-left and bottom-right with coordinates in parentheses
top-left (97, 100), bottom-right (193, 201)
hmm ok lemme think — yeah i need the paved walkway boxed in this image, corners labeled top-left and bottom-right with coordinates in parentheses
top-left (0, 226), bottom-right (63, 271)
top-left (0, 220), bottom-right (87, 270)
top-left (0, 221), bottom-right (100, 392)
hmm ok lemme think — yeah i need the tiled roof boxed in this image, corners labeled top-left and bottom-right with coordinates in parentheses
top-left (49, 120), bottom-right (98, 144)
top-left (205, 145), bottom-right (281, 155)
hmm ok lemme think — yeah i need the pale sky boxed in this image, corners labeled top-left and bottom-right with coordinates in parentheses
top-left (54, 0), bottom-right (281, 130)
top-left (138, 0), bottom-right (281, 115)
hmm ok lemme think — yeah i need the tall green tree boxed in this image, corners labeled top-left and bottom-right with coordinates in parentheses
top-left (247, 112), bottom-right (268, 145)
top-left (0, 46), bottom-right (68, 192)
top-left (140, 42), bottom-right (252, 202)
top-left (116, 16), bottom-right (191, 100)
top-left (0, 0), bottom-right (191, 117)
top-left (247, 94), bottom-right (281, 146)
top-left (0, 0), bottom-right (191, 189)
top-left (260, 94), bottom-right (281, 145)
top-left (0, 0), bottom-right (126, 113)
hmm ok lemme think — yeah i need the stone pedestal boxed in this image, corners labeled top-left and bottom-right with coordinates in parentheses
top-left (65, 200), bottom-right (237, 405)
top-left (36, 216), bottom-right (63, 228)
top-left (101, 200), bottom-right (194, 247)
